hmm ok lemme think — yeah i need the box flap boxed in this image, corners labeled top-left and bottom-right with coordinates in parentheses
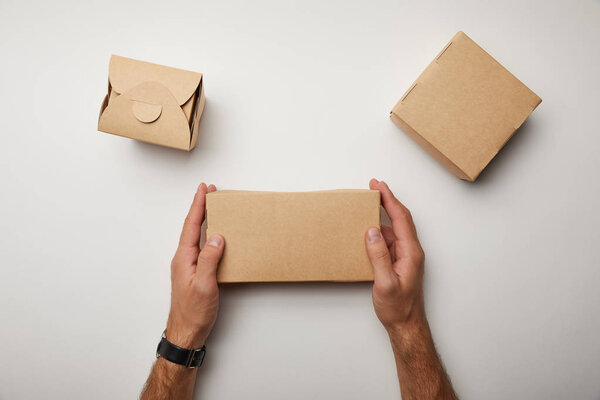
top-left (109, 55), bottom-right (201, 106)
top-left (206, 190), bottom-right (380, 283)
top-left (98, 81), bottom-right (191, 149)
top-left (132, 101), bottom-right (162, 123)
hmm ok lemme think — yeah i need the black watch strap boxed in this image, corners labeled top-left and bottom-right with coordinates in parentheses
top-left (156, 332), bottom-right (206, 368)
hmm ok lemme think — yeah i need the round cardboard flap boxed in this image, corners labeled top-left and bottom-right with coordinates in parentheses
top-left (132, 101), bottom-right (162, 123)
top-left (109, 55), bottom-right (202, 106)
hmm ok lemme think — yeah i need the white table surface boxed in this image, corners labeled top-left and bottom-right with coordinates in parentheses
top-left (1, 0), bottom-right (599, 398)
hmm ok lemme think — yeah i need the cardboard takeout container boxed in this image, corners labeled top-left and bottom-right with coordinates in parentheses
top-left (206, 190), bottom-right (381, 283)
top-left (390, 31), bottom-right (542, 181)
top-left (98, 55), bottom-right (205, 151)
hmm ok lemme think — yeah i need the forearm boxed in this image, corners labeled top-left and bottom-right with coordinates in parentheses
top-left (140, 328), bottom-right (208, 400)
top-left (388, 321), bottom-right (457, 400)
top-left (140, 358), bottom-right (197, 400)
top-left (141, 184), bottom-right (222, 400)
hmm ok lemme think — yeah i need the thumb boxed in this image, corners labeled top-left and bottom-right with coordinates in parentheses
top-left (365, 227), bottom-right (395, 285)
top-left (196, 234), bottom-right (225, 282)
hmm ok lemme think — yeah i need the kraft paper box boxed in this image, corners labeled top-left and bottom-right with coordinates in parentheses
top-left (206, 190), bottom-right (380, 283)
top-left (98, 55), bottom-right (205, 151)
top-left (390, 31), bottom-right (541, 181)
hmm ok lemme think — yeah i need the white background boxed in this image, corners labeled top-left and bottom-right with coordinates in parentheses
top-left (1, 0), bottom-right (599, 399)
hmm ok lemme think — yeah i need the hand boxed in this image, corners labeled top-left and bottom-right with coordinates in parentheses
top-left (365, 179), bottom-right (426, 335)
top-left (166, 183), bottom-right (225, 349)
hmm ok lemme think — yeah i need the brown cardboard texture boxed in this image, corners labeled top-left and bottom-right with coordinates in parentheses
top-left (206, 190), bottom-right (380, 283)
top-left (390, 31), bottom-right (541, 181)
top-left (98, 55), bottom-right (205, 151)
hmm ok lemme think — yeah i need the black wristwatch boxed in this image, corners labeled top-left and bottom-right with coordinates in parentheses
top-left (156, 331), bottom-right (206, 368)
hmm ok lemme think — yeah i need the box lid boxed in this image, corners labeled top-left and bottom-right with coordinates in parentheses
top-left (391, 31), bottom-right (541, 181)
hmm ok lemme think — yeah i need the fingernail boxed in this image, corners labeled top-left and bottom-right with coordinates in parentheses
top-left (367, 228), bottom-right (382, 243)
top-left (207, 235), bottom-right (222, 247)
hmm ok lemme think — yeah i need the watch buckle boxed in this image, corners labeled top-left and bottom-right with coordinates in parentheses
top-left (186, 349), bottom-right (196, 368)
top-left (186, 347), bottom-right (205, 368)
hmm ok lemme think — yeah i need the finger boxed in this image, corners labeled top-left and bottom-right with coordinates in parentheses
top-left (392, 239), bottom-right (425, 290)
top-left (381, 225), bottom-right (395, 247)
top-left (207, 184), bottom-right (216, 193)
top-left (196, 234), bottom-right (225, 282)
top-left (365, 227), bottom-right (396, 284)
top-left (381, 225), bottom-right (397, 261)
top-left (178, 183), bottom-right (208, 253)
top-left (369, 178), bottom-right (380, 191)
top-left (373, 180), bottom-right (419, 247)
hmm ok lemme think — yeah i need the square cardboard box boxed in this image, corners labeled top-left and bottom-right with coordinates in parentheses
top-left (98, 55), bottom-right (205, 151)
top-left (390, 31), bottom-right (542, 181)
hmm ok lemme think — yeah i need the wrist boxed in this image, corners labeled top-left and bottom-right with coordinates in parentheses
top-left (385, 317), bottom-right (431, 346)
top-left (166, 318), bottom-right (210, 349)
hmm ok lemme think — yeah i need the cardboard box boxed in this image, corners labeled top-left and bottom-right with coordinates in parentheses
top-left (206, 190), bottom-right (380, 283)
top-left (390, 31), bottom-right (542, 181)
top-left (98, 55), bottom-right (205, 151)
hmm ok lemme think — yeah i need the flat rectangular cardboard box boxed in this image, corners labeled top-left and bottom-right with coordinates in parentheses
top-left (206, 190), bottom-right (380, 283)
top-left (390, 31), bottom-right (542, 181)
top-left (98, 55), bottom-right (205, 151)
